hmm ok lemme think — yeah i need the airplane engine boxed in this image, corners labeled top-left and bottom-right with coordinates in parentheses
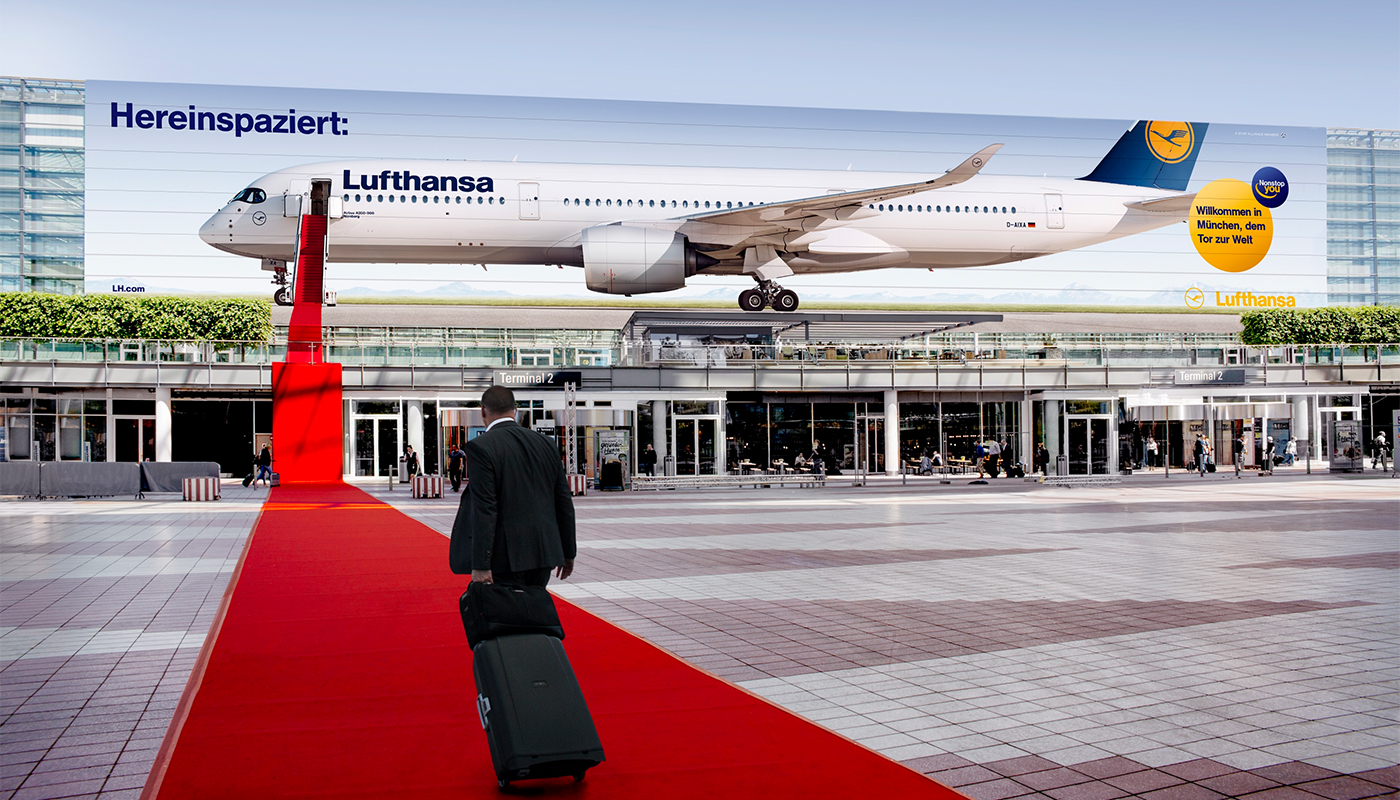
top-left (582, 225), bottom-right (710, 294)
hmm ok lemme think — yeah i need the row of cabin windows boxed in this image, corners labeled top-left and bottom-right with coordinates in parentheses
top-left (872, 203), bottom-right (1016, 214)
top-left (339, 194), bottom-right (1017, 216)
top-left (563, 198), bottom-right (755, 209)
top-left (344, 194), bottom-right (760, 210)
top-left (347, 194), bottom-right (497, 205)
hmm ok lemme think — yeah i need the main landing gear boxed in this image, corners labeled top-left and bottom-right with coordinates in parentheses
top-left (738, 280), bottom-right (799, 312)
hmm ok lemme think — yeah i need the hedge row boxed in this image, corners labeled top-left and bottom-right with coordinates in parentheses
top-left (1239, 306), bottom-right (1400, 345)
top-left (0, 293), bottom-right (272, 341)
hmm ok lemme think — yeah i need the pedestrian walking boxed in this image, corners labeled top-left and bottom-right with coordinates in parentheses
top-left (254, 442), bottom-right (273, 487)
top-left (448, 444), bottom-right (466, 492)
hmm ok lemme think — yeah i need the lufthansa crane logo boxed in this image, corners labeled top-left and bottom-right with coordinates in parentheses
top-left (252, 211), bottom-right (267, 226)
top-left (1146, 121), bottom-right (1195, 164)
top-left (1184, 287), bottom-right (1205, 309)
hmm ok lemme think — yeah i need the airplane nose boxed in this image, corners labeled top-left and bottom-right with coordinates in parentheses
top-left (199, 211), bottom-right (229, 247)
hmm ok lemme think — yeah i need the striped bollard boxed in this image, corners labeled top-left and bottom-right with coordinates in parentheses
top-left (182, 477), bottom-right (221, 501)
top-left (567, 474), bottom-right (587, 496)
top-left (412, 475), bottom-right (443, 498)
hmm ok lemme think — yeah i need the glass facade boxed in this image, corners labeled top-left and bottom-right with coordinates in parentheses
top-left (1327, 128), bottom-right (1400, 306)
top-left (0, 77), bottom-right (85, 294)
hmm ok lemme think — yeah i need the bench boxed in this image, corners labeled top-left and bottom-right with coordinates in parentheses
top-left (631, 473), bottom-right (827, 491)
top-left (1033, 475), bottom-right (1122, 488)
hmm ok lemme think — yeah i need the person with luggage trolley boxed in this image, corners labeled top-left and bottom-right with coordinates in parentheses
top-left (449, 386), bottom-right (603, 789)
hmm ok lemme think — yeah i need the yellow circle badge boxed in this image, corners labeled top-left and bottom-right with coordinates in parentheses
top-left (1146, 121), bottom-right (1195, 163)
top-left (1189, 179), bottom-right (1272, 272)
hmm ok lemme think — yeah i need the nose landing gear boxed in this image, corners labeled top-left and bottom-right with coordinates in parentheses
top-left (271, 264), bottom-right (292, 306)
top-left (737, 280), bottom-right (799, 312)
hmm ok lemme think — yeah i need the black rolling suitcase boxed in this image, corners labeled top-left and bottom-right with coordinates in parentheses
top-left (473, 634), bottom-right (605, 789)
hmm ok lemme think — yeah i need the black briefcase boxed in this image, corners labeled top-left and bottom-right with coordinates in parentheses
top-left (474, 634), bottom-right (604, 788)
top-left (460, 582), bottom-right (564, 650)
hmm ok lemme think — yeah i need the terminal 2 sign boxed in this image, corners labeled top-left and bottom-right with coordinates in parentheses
top-left (488, 370), bottom-right (582, 389)
top-left (1175, 368), bottom-right (1246, 385)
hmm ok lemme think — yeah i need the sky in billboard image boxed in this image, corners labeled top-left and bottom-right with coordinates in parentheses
top-left (84, 81), bottom-right (1327, 305)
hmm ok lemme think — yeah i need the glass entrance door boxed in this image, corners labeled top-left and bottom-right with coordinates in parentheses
top-left (377, 418), bottom-right (398, 477)
top-left (1066, 415), bottom-right (1112, 475)
top-left (115, 418), bottom-right (155, 462)
top-left (857, 415), bottom-right (884, 473)
top-left (673, 415), bottom-right (719, 475)
top-left (352, 416), bottom-right (400, 476)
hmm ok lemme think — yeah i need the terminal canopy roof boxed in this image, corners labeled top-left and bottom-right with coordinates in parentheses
top-left (622, 310), bottom-right (1002, 344)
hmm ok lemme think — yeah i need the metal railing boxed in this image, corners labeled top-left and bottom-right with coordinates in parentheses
top-left (624, 339), bottom-right (1400, 369)
top-left (2, 336), bottom-right (1396, 371)
top-left (0, 338), bottom-right (280, 364)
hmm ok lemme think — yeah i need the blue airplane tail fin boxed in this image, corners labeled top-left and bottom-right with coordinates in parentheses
top-left (1081, 120), bottom-right (1208, 191)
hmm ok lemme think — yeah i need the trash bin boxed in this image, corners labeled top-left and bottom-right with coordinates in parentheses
top-left (1055, 454), bottom-right (1068, 476)
top-left (663, 454), bottom-right (676, 477)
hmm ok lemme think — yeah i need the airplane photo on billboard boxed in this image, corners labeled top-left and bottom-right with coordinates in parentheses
top-left (202, 120), bottom-right (1207, 311)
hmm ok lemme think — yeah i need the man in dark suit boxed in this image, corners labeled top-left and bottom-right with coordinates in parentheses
top-left (449, 386), bottom-right (576, 586)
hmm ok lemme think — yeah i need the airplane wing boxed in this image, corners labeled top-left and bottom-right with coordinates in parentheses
top-left (679, 144), bottom-right (1004, 231)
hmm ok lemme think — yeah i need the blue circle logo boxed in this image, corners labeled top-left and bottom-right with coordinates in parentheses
top-left (1252, 167), bottom-right (1288, 208)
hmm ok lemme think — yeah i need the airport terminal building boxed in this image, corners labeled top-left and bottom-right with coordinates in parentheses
top-left (2, 305), bottom-right (1396, 481)
top-left (2, 75), bottom-right (1397, 479)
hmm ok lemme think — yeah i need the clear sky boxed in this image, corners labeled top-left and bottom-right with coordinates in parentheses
top-left (7, 0), bottom-right (1398, 129)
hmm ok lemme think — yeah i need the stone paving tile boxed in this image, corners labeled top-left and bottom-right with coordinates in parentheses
top-left (569, 547), bottom-right (1064, 583)
top-left (51, 476), bottom-right (1385, 800)
top-left (0, 491), bottom-right (260, 800)
top-left (565, 596), bottom-right (1368, 679)
top-left (1224, 552), bottom-right (1399, 571)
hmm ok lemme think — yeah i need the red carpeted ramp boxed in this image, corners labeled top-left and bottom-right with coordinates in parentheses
top-left (144, 483), bottom-right (963, 799)
top-left (270, 362), bottom-right (343, 482)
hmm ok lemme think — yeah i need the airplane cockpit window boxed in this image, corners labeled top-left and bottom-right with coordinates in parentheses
top-left (231, 188), bottom-right (266, 204)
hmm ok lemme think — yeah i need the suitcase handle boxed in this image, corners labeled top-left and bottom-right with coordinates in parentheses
top-left (476, 694), bottom-right (491, 730)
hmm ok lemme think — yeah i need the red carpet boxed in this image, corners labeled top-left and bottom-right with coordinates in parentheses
top-left (144, 483), bottom-right (964, 799)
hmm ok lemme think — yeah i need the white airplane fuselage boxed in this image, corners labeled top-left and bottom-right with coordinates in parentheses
top-left (200, 160), bottom-right (1188, 280)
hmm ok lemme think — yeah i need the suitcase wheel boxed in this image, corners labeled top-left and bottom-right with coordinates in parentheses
top-left (497, 778), bottom-right (509, 790)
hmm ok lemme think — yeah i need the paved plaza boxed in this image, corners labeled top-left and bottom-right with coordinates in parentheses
top-left (3, 474), bottom-right (1397, 799)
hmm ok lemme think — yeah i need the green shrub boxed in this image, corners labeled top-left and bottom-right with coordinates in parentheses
top-left (1240, 306), bottom-right (1400, 345)
top-left (0, 293), bottom-right (272, 341)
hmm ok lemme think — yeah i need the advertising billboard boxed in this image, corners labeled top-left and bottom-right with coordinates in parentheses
top-left (83, 81), bottom-right (1327, 308)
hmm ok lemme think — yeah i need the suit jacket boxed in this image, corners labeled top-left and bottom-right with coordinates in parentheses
top-left (449, 420), bottom-right (576, 575)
